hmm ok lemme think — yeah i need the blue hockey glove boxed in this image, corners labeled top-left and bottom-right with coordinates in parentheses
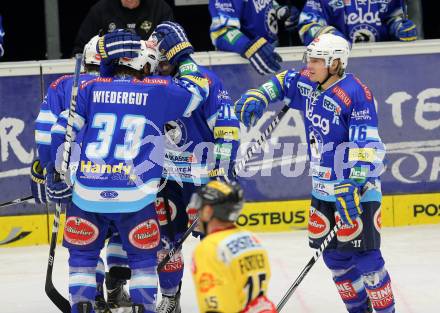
top-left (30, 159), bottom-right (48, 204)
top-left (97, 29), bottom-right (141, 62)
top-left (45, 162), bottom-right (72, 203)
top-left (242, 37), bottom-right (282, 75)
top-left (234, 89), bottom-right (269, 127)
top-left (334, 180), bottom-right (363, 226)
top-left (390, 19), bottom-right (417, 42)
top-left (276, 5), bottom-right (300, 31)
top-left (153, 21), bottom-right (194, 66)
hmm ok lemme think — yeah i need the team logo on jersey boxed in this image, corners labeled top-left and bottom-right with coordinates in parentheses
top-left (140, 20), bottom-right (152, 34)
top-left (265, 7), bottom-right (278, 38)
top-left (164, 119), bottom-right (187, 146)
top-left (64, 217), bottom-right (99, 246)
top-left (336, 214), bottom-right (363, 242)
top-left (351, 24), bottom-right (379, 43)
top-left (154, 198), bottom-right (178, 226)
top-left (129, 219), bottom-right (160, 249)
top-left (108, 22), bottom-right (117, 33)
top-left (308, 207), bottom-right (330, 239)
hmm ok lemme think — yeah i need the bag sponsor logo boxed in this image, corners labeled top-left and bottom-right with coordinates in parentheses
top-left (64, 217), bottom-right (99, 246)
top-left (129, 219), bottom-right (160, 249)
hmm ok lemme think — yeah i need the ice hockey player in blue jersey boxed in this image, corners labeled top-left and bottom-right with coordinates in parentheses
top-left (298, 0), bottom-right (417, 45)
top-left (209, 0), bottom-right (296, 75)
top-left (94, 23), bottom-right (241, 313)
top-left (235, 34), bottom-right (395, 313)
top-left (47, 32), bottom-right (209, 313)
top-left (154, 52), bottom-right (240, 313)
top-left (32, 35), bottom-right (130, 312)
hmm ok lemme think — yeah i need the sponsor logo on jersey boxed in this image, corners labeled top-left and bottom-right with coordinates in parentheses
top-left (100, 190), bottom-right (118, 199)
top-left (351, 108), bottom-right (372, 120)
top-left (354, 77), bottom-right (373, 100)
top-left (225, 233), bottom-right (261, 256)
top-left (214, 143), bottom-right (233, 160)
top-left (332, 85), bottom-right (352, 107)
top-left (308, 207), bottom-right (330, 239)
top-left (80, 77), bottom-right (113, 89)
top-left (253, 0), bottom-right (272, 14)
top-left (349, 166), bottom-right (368, 180)
top-left (80, 161), bottom-right (133, 177)
top-left (310, 164), bottom-right (332, 180)
top-left (154, 198), bottom-right (178, 226)
top-left (199, 272), bottom-right (216, 293)
top-left (323, 96), bottom-right (342, 114)
top-left (346, 8), bottom-right (381, 26)
top-left (348, 148), bottom-right (378, 162)
top-left (366, 281), bottom-right (394, 309)
top-left (336, 214), bottom-right (363, 242)
top-left (214, 126), bottom-right (239, 140)
top-left (64, 217), bottom-right (99, 246)
top-left (50, 74), bottom-right (73, 89)
top-left (129, 219), bottom-right (160, 249)
top-left (165, 150), bottom-right (197, 164)
top-left (297, 81), bottom-right (313, 96)
top-left (214, 0), bottom-right (235, 12)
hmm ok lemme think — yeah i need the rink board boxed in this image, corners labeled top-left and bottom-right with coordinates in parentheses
top-left (0, 192), bottom-right (438, 247)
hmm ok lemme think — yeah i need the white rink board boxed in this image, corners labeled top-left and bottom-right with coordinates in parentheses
top-left (1, 224), bottom-right (439, 312)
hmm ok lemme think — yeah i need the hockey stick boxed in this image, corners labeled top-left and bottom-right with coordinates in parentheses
top-left (401, 0), bottom-right (408, 21)
top-left (276, 180), bottom-right (376, 312)
top-left (157, 105), bottom-right (291, 271)
top-left (45, 53), bottom-right (83, 313)
top-left (0, 195), bottom-right (33, 208)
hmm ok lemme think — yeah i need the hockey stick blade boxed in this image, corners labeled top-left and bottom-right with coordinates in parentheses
top-left (0, 195), bottom-right (33, 208)
top-left (276, 181), bottom-right (375, 312)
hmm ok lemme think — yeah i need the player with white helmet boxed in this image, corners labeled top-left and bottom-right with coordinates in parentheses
top-left (235, 33), bottom-right (396, 313)
top-left (46, 23), bottom-right (209, 313)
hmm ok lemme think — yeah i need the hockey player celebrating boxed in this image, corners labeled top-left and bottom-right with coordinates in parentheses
top-left (298, 0), bottom-right (417, 44)
top-left (154, 52), bottom-right (240, 313)
top-left (190, 180), bottom-right (277, 313)
top-left (47, 29), bottom-right (209, 313)
top-left (234, 33), bottom-right (395, 313)
top-left (32, 35), bottom-right (130, 312)
top-left (94, 23), bottom-right (241, 313)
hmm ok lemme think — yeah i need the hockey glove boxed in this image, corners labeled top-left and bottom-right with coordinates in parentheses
top-left (30, 159), bottom-right (48, 204)
top-left (390, 19), bottom-right (417, 42)
top-left (153, 21), bottom-right (194, 66)
top-left (276, 5), bottom-right (300, 32)
top-left (334, 179), bottom-right (363, 227)
top-left (97, 29), bottom-right (141, 77)
top-left (242, 37), bottom-right (282, 75)
top-left (45, 162), bottom-right (72, 203)
top-left (234, 89), bottom-right (269, 127)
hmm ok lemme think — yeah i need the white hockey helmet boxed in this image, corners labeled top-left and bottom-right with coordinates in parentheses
top-left (304, 33), bottom-right (350, 69)
top-left (83, 35), bottom-right (101, 66)
top-left (118, 40), bottom-right (160, 73)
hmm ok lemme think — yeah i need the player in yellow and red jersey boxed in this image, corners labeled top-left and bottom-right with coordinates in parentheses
top-left (190, 180), bottom-right (277, 313)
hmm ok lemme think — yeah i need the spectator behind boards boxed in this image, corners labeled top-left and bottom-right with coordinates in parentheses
top-left (208, 0), bottom-right (300, 75)
top-left (73, 0), bottom-right (173, 55)
top-left (298, 0), bottom-right (417, 45)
